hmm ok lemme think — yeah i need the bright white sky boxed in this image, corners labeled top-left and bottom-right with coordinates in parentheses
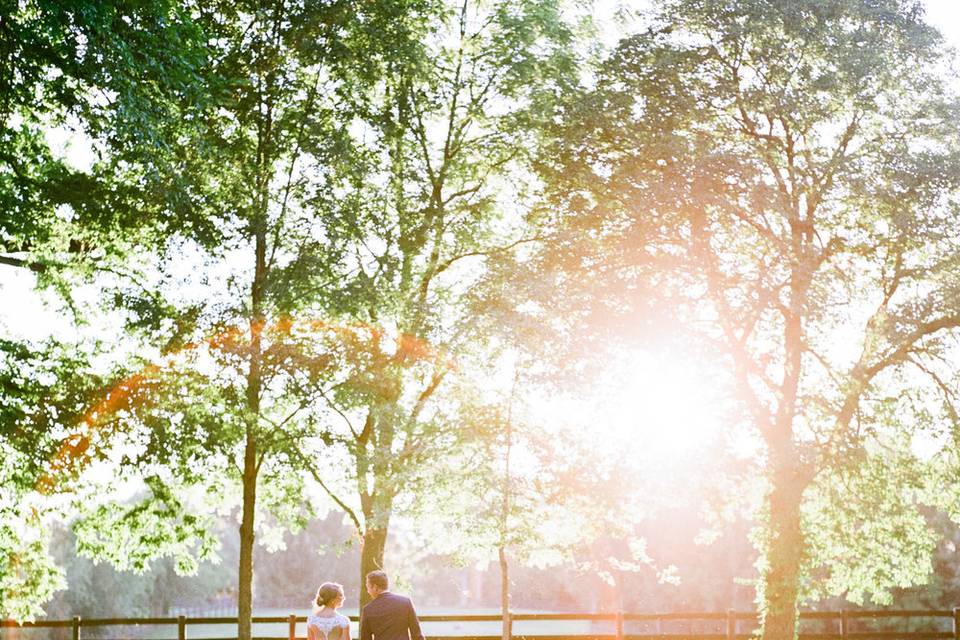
top-left (924, 0), bottom-right (960, 50)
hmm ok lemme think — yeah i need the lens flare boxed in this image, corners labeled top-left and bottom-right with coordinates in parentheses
top-left (37, 316), bottom-right (447, 494)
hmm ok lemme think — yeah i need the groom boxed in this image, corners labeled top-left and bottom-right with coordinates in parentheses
top-left (359, 570), bottom-right (425, 640)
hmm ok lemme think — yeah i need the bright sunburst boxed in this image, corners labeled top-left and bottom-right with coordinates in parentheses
top-left (527, 348), bottom-right (727, 460)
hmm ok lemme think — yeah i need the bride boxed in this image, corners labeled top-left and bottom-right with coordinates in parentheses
top-left (308, 582), bottom-right (351, 640)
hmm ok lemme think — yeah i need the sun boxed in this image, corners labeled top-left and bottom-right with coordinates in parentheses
top-left (526, 347), bottom-right (726, 459)
top-left (602, 350), bottom-right (725, 456)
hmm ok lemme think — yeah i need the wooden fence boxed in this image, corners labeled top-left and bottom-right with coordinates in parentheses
top-left (3, 609), bottom-right (960, 640)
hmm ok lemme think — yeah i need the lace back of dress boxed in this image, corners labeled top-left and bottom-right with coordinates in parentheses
top-left (310, 614), bottom-right (345, 640)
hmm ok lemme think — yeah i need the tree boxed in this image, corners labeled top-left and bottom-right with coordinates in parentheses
top-left (541, 1), bottom-right (960, 638)
top-left (0, 0), bottom-right (216, 279)
top-left (413, 346), bottom-right (677, 629)
top-left (0, 340), bottom-right (104, 619)
top-left (7, 1), bottom-right (392, 636)
top-left (1, 1), bottom-right (219, 617)
top-left (54, 2), bottom-right (384, 638)
top-left (431, 372), bottom-right (576, 640)
top-left (5, 0), bottom-right (579, 629)
top-left (282, 0), bottom-right (580, 606)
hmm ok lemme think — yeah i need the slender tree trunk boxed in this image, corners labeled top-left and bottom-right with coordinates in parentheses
top-left (359, 522), bottom-right (390, 607)
top-left (500, 377), bottom-right (515, 640)
top-left (499, 545), bottom-right (511, 640)
top-left (238, 423), bottom-right (258, 640)
top-left (238, 220), bottom-right (267, 640)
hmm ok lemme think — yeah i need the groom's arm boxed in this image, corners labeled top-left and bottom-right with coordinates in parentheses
top-left (406, 598), bottom-right (425, 640)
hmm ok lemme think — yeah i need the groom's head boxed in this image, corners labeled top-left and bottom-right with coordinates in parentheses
top-left (366, 570), bottom-right (389, 598)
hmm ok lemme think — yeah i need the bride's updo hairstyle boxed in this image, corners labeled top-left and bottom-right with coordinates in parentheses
top-left (314, 582), bottom-right (344, 610)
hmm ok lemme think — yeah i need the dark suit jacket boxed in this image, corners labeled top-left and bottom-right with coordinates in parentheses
top-left (360, 592), bottom-right (424, 640)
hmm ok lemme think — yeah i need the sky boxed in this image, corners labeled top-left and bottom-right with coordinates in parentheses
top-left (924, 0), bottom-right (960, 50)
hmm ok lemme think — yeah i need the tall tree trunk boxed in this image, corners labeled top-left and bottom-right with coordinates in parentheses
top-left (238, 221), bottom-right (267, 640)
top-left (499, 545), bottom-right (511, 640)
top-left (759, 220), bottom-right (810, 640)
top-left (357, 373), bottom-right (401, 608)
top-left (238, 423), bottom-right (258, 640)
top-left (359, 522), bottom-right (390, 607)
top-left (356, 424), bottom-right (393, 609)
top-left (760, 464), bottom-right (804, 640)
top-left (500, 372), bottom-right (516, 640)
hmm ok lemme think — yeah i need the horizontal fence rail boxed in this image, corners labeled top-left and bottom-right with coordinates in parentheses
top-left (3, 609), bottom-right (960, 640)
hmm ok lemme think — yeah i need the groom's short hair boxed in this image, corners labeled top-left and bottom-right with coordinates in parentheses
top-left (366, 570), bottom-right (389, 590)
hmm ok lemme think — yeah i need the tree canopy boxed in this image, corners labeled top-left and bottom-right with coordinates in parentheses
top-left (539, 0), bottom-right (960, 637)
top-left (4, 2), bottom-right (960, 639)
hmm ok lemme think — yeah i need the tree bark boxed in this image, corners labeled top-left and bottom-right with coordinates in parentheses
top-left (357, 371), bottom-right (401, 609)
top-left (359, 523), bottom-right (390, 608)
top-left (238, 217), bottom-right (267, 640)
top-left (758, 197), bottom-right (811, 640)
top-left (760, 463), bottom-right (804, 640)
top-left (500, 392), bottom-right (513, 640)
top-left (499, 545), bottom-right (511, 640)
top-left (238, 424), bottom-right (258, 640)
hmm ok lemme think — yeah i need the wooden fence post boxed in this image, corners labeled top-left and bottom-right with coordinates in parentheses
top-left (840, 611), bottom-right (848, 639)
top-left (288, 614), bottom-right (297, 640)
top-left (952, 608), bottom-right (959, 640)
top-left (726, 609), bottom-right (735, 640)
top-left (178, 615), bottom-right (186, 640)
top-left (72, 616), bottom-right (81, 640)
top-left (615, 610), bottom-right (624, 640)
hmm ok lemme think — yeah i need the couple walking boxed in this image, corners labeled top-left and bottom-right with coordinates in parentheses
top-left (307, 571), bottom-right (424, 640)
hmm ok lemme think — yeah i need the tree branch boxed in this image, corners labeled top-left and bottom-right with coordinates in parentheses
top-left (316, 385), bottom-right (359, 439)
top-left (0, 254), bottom-right (47, 272)
top-left (295, 447), bottom-right (363, 533)
top-left (432, 235), bottom-right (544, 278)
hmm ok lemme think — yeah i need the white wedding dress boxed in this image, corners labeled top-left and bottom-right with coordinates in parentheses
top-left (307, 611), bottom-right (350, 640)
